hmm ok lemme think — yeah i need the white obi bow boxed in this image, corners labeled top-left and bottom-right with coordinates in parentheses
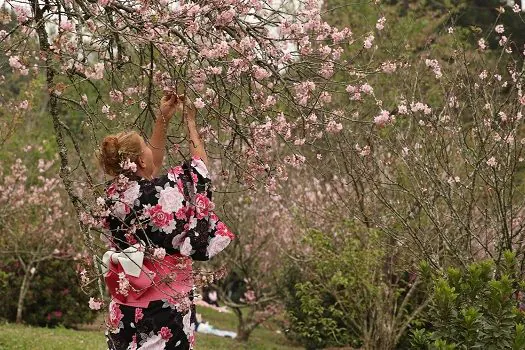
top-left (101, 243), bottom-right (144, 278)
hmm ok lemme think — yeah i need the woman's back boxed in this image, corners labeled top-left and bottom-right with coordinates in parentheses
top-left (103, 157), bottom-right (231, 259)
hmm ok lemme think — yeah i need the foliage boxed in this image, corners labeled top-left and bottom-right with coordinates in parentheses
top-left (281, 222), bottom-right (428, 349)
top-left (0, 257), bottom-right (97, 327)
top-left (398, 0), bottom-right (525, 51)
top-left (411, 251), bottom-right (525, 349)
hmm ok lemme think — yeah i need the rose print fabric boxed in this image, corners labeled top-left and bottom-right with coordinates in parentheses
top-left (106, 300), bottom-right (197, 350)
top-left (101, 156), bottom-right (234, 349)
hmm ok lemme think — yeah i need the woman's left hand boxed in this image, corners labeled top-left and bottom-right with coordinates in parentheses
top-left (159, 93), bottom-right (181, 121)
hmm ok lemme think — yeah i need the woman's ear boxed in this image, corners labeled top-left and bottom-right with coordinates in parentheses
top-left (137, 155), bottom-right (147, 169)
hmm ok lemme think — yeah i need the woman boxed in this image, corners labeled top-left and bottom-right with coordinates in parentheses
top-left (97, 93), bottom-right (234, 349)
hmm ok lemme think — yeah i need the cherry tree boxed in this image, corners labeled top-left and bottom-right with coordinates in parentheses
top-left (0, 0), bottom-right (366, 200)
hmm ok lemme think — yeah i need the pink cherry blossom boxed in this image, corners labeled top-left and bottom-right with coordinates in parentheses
top-left (364, 34), bottom-right (375, 49)
top-left (9, 56), bottom-right (23, 70)
top-left (88, 297), bottom-right (103, 310)
top-left (13, 6), bottom-right (31, 23)
top-left (374, 110), bottom-right (393, 127)
top-left (376, 16), bottom-right (386, 31)
top-left (60, 21), bottom-right (74, 32)
top-left (253, 65), bottom-right (271, 80)
top-left (486, 157), bottom-right (497, 167)
top-left (194, 98), bottom-right (205, 109)
top-left (360, 83), bottom-right (374, 94)
top-left (117, 272), bottom-right (131, 296)
top-left (325, 120), bottom-right (343, 134)
top-left (109, 90), bottom-right (124, 103)
top-left (425, 58), bottom-right (442, 79)
top-left (478, 38), bottom-right (487, 50)
top-left (120, 158), bottom-right (137, 173)
top-left (215, 8), bottom-right (236, 27)
top-left (381, 61), bottom-right (397, 73)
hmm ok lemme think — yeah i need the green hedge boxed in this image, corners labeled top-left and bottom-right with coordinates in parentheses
top-left (0, 257), bottom-right (97, 327)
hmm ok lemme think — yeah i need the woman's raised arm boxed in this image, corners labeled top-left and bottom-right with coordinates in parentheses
top-left (183, 102), bottom-right (209, 168)
top-left (149, 94), bottom-right (180, 177)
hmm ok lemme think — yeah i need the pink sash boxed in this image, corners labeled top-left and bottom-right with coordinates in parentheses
top-left (105, 254), bottom-right (193, 308)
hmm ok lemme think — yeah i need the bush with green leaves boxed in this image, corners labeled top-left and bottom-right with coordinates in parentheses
top-left (0, 257), bottom-right (97, 327)
top-left (281, 221), bottom-right (428, 350)
top-left (411, 251), bottom-right (525, 349)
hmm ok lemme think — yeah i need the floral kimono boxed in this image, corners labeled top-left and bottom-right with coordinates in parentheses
top-left (100, 156), bottom-right (234, 349)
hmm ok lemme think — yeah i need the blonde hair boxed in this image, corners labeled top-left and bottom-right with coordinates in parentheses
top-left (98, 131), bottom-right (143, 176)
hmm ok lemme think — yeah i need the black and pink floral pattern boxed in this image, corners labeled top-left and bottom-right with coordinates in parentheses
top-left (102, 156), bottom-right (234, 349)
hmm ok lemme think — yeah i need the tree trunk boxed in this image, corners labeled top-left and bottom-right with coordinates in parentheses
top-left (232, 307), bottom-right (256, 342)
top-left (236, 325), bottom-right (253, 342)
top-left (16, 264), bottom-right (33, 323)
top-left (400, 0), bottom-right (409, 16)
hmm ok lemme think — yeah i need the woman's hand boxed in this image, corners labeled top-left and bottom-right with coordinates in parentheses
top-left (159, 93), bottom-right (181, 121)
top-left (149, 93), bottom-right (183, 177)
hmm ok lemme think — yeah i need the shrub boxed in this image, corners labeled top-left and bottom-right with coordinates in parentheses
top-left (411, 251), bottom-right (525, 349)
top-left (0, 257), bottom-right (97, 327)
top-left (281, 221), bottom-right (428, 350)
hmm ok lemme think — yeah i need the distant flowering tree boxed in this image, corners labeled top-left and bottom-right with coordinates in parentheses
top-left (215, 187), bottom-right (289, 341)
top-left (314, 9), bottom-right (525, 269)
top-left (271, 4), bottom-right (525, 347)
top-left (211, 152), bottom-right (356, 341)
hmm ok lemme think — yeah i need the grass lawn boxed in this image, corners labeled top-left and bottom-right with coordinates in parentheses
top-left (0, 306), bottom-right (301, 350)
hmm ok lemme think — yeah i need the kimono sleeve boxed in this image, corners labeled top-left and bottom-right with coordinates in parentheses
top-left (174, 156), bottom-right (235, 261)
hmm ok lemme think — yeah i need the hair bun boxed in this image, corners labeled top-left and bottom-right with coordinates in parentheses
top-left (102, 136), bottom-right (119, 155)
top-left (99, 136), bottom-right (121, 176)
top-left (98, 131), bottom-right (143, 177)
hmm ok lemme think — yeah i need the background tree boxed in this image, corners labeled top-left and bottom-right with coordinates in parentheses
top-left (0, 147), bottom-right (87, 324)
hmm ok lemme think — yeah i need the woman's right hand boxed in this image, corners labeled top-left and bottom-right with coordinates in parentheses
top-left (182, 97), bottom-right (208, 166)
top-left (183, 98), bottom-right (197, 124)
